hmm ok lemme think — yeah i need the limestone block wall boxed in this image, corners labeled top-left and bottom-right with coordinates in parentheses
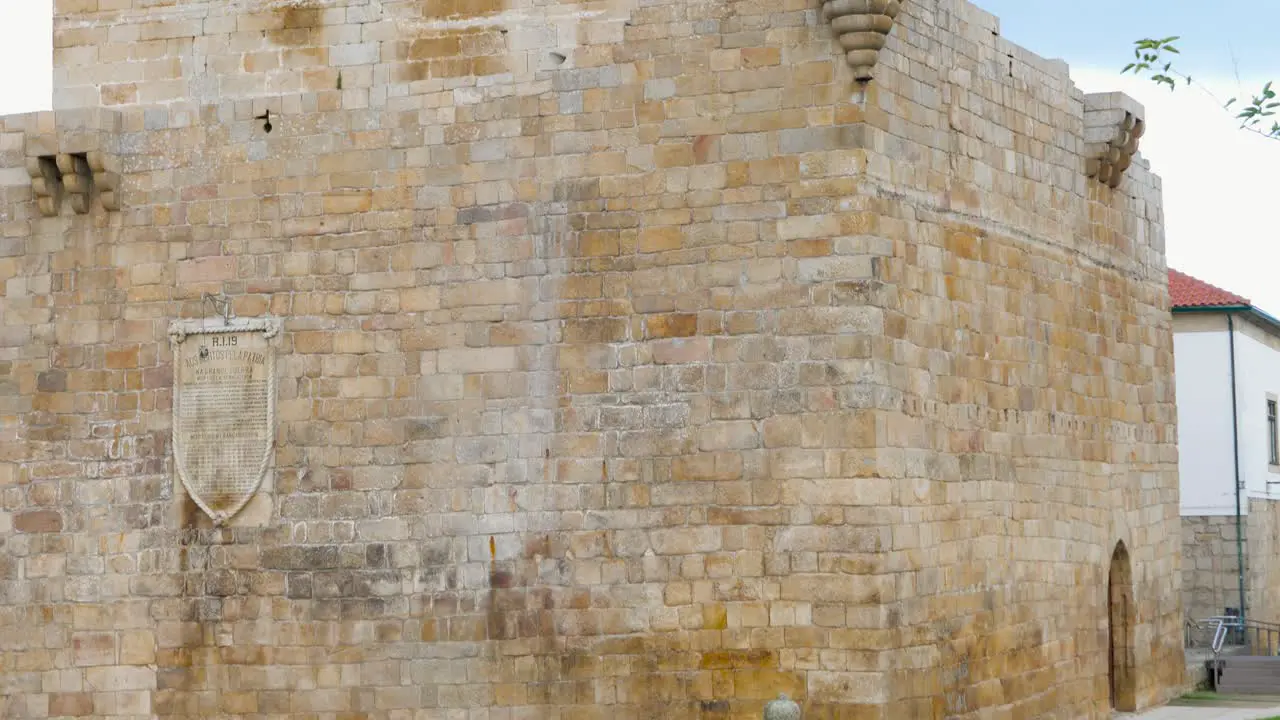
top-left (0, 0), bottom-right (1183, 718)
top-left (50, 0), bottom-right (638, 109)
top-left (1184, 501), bottom-right (1280, 649)
top-left (1182, 515), bottom-right (1242, 624)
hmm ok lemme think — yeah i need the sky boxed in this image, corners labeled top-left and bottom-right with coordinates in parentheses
top-left (1, 0), bottom-right (1279, 312)
top-left (0, 0), bottom-right (52, 116)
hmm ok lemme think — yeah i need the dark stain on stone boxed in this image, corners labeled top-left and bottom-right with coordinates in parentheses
top-left (524, 534), bottom-right (551, 558)
top-left (268, 4), bottom-right (323, 46)
top-left (700, 700), bottom-right (730, 716)
top-left (365, 543), bottom-right (389, 568)
top-left (419, 0), bottom-right (505, 20)
top-left (178, 490), bottom-right (199, 530)
top-left (36, 369), bottom-right (65, 392)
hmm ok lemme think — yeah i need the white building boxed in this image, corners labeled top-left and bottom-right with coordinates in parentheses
top-left (1172, 268), bottom-right (1280, 626)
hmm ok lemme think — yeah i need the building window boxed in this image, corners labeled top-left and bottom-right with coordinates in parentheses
top-left (1269, 399), bottom-right (1278, 466)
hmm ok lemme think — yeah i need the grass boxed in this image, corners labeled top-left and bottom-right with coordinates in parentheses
top-left (1173, 691), bottom-right (1280, 712)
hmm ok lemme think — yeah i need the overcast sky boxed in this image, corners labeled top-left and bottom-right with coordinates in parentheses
top-left (0, 0), bottom-right (52, 116)
top-left (2, 0), bottom-right (1279, 314)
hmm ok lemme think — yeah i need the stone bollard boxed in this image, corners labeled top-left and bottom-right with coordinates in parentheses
top-left (763, 694), bottom-right (801, 720)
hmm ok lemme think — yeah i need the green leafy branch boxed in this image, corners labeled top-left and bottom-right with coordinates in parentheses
top-left (1122, 36), bottom-right (1187, 90)
top-left (1122, 37), bottom-right (1280, 140)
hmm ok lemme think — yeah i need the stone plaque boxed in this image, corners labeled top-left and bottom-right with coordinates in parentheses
top-left (169, 317), bottom-right (279, 525)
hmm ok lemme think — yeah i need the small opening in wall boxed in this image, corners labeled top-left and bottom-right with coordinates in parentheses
top-left (39, 155), bottom-right (61, 181)
top-left (31, 155), bottom-right (65, 217)
top-left (549, 52), bottom-right (567, 65)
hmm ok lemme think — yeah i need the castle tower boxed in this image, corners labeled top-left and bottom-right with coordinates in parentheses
top-left (0, 0), bottom-right (1183, 717)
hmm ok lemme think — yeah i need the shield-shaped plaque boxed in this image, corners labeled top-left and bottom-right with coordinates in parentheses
top-left (169, 317), bottom-right (280, 525)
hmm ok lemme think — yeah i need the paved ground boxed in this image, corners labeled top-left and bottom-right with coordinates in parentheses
top-left (1136, 709), bottom-right (1280, 719)
top-left (1135, 699), bottom-right (1280, 719)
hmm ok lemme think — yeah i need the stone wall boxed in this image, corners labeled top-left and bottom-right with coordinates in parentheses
top-left (0, 0), bottom-right (1183, 718)
top-left (1180, 497), bottom-right (1280, 635)
top-left (1248, 498), bottom-right (1280, 629)
top-left (1182, 514), bottom-right (1243, 624)
top-left (50, 0), bottom-right (638, 109)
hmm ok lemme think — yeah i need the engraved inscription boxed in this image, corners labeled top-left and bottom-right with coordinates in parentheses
top-left (171, 320), bottom-right (277, 525)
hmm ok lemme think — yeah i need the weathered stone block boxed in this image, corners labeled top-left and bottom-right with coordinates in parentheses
top-left (48, 692), bottom-right (95, 717)
top-left (13, 510), bottom-right (63, 533)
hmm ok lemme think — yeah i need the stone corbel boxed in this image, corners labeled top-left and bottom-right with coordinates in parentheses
top-left (822, 0), bottom-right (901, 82)
top-left (1084, 92), bottom-right (1145, 189)
top-left (87, 151), bottom-right (121, 212)
top-left (21, 109), bottom-right (123, 216)
top-left (57, 153), bottom-right (93, 214)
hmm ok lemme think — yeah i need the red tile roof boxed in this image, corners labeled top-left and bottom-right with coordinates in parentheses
top-left (1169, 269), bottom-right (1250, 309)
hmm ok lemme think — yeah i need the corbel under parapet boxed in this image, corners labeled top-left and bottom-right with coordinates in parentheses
top-left (822, 0), bottom-right (901, 82)
top-left (87, 151), bottom-right (122, 212)
top-left (21, 109), bottom-right (124, 217)
top-left (1084, 92), bottom-right (1145, 189)
top-left (57, 153), bottom-right (93, 214)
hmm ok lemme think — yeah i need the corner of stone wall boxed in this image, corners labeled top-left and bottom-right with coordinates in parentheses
top-left (0, 108), bottom-right (126, 218)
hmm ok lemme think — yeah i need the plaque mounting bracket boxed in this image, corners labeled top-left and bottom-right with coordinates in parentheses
top-left (202, 292), bottom-right (235, 323)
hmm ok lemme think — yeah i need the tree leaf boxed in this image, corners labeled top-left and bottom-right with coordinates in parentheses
top-left (1126, 34), bottom-right (1280, 143)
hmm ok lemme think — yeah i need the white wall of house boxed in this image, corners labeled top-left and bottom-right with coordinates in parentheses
top-left (1174, 312), bottom-right (1280, 516)
top-left (1230, 322), bottom-right (1280, 504)
top-left (1174, 314), bottom-right (1236, 515)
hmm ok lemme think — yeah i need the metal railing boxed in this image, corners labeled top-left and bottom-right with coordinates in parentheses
top-left (1185, 618), bottom-right (1216, 650)
top-left (1240, 618), bottom-right (1280, 656)
top-left (1188, 616), bottom-right (1280, 689)
top-left (1196, 615), bottom-right (1280, 657)
top-left (1185, 617), bottom-right (1236, 654)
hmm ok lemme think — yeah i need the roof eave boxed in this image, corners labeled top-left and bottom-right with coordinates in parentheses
top-left (1171, 305), bottom-right (1252, 314)
top-left (1173, 304), bottom-right (1280, 337)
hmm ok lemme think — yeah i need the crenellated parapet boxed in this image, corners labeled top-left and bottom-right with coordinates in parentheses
top-left (1084, 92), bottom-right (1146, 189)
top-left (17, 109), bottom-right (123, 217)
top-left (822, 0), bottom-right (901, 82)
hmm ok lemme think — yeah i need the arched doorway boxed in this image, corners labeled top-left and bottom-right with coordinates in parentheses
top-left (1108, 541), bottom-right (1136, 711)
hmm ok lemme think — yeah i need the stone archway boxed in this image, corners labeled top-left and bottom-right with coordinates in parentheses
top-left (1108, 541), bottom-right (1136, 711)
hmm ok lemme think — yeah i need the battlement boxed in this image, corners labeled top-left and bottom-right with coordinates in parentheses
top-left (51, 0), bottom-right (633, 108)
top-left (41, 0), bottom-right (1155, 195)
